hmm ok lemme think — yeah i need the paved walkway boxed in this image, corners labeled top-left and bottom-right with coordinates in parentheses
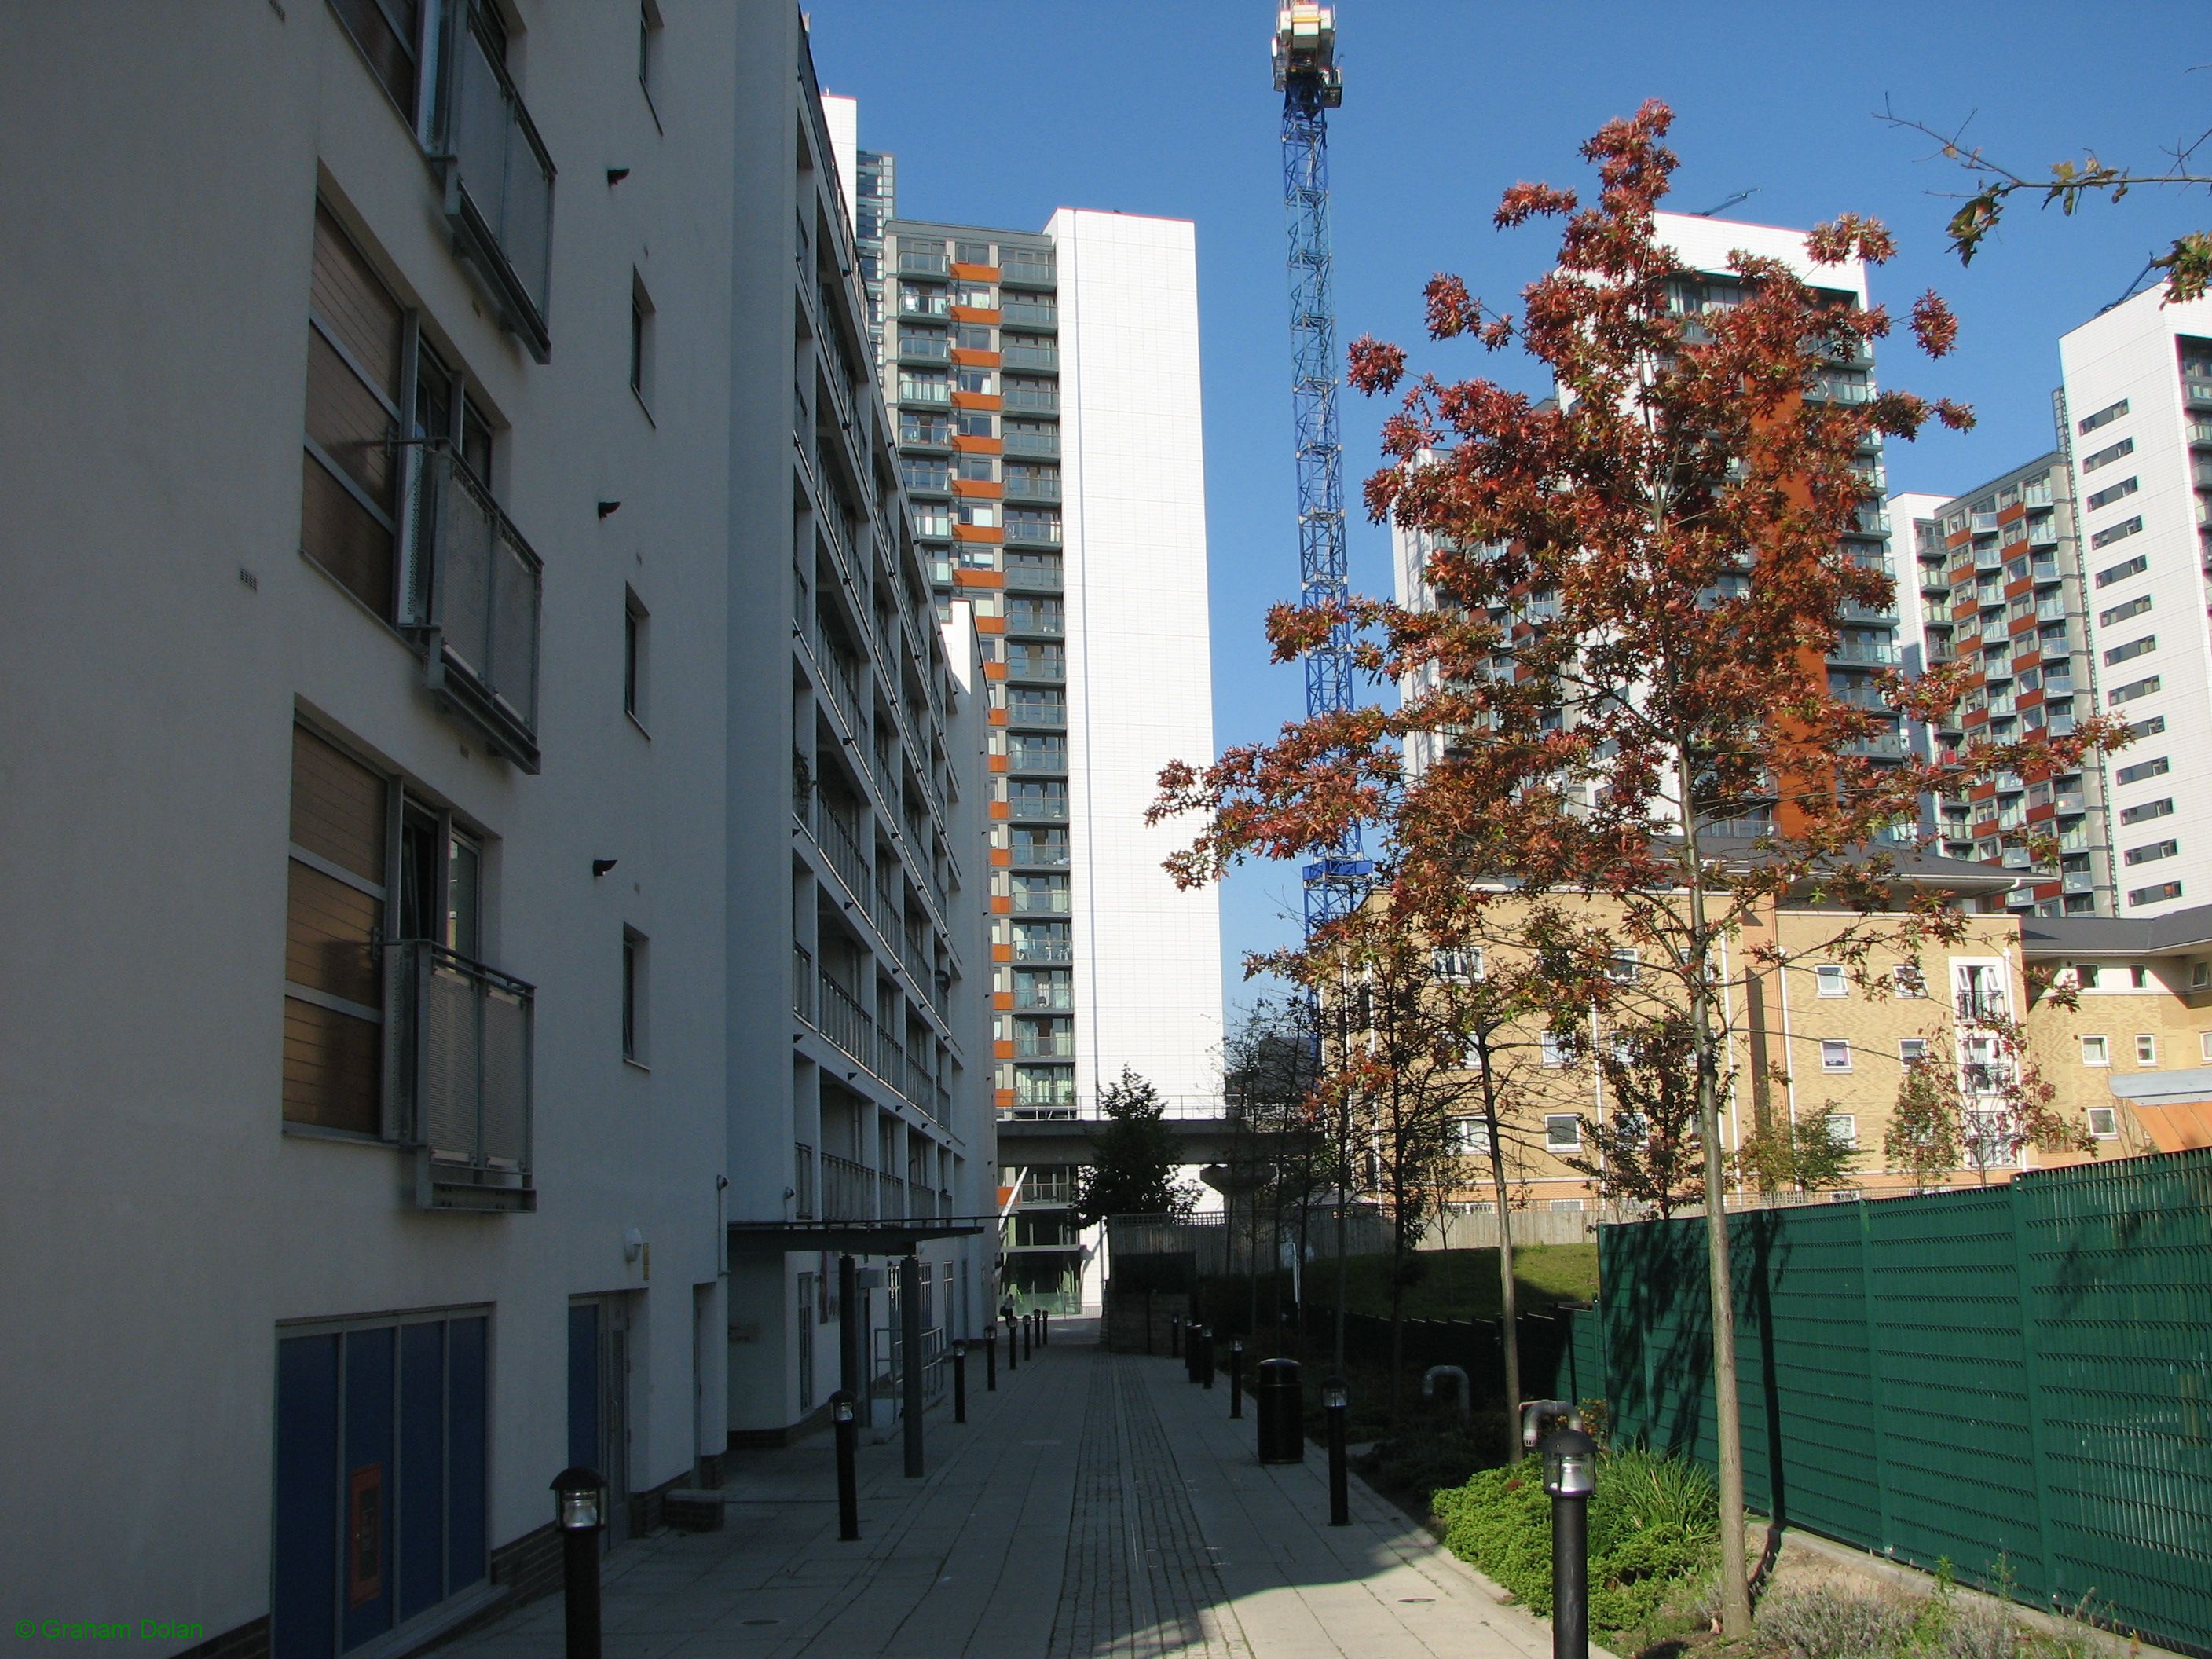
top-left (445, 1321), bottom-right (1580, 1659)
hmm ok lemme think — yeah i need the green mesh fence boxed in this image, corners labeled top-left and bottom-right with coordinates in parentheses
top-left (1570, 1149), bottom-right (2212, 1657)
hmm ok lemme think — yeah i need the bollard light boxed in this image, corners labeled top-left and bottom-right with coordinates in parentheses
top-left (1321, 1375), bottom-right (1350, 1526)
top-left (1542, 1426), bottom-right (1598, 1499)
top-left (952, 1340), bottom-right (969, 1425)
top-left (833, 1393), bottom-right (855, 1425)
top-left (1322, 1379), bottom-right (1348, 1411)
top-left (1229, 1339), bottom-right (1244, 1419)
top-left (551, 1467), bottom-right (606, 1659)
top-left (831, 1390), bottom-right (860, 1542)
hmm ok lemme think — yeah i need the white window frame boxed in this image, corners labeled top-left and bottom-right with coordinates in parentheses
top-left (1825, 1112), bottom-right (1859, 1148)
top-left (1544, 1113), bottom-right (1582, 1152)
top-left (1819, 1039), bottom-right (1852, 1073)
top-left (1899, 1038), bottom-right (1928, 1066)
top-left (2086, 1106), bottom-right (2120, 1141)
top-left (2080, 1035), bottom-right (2110, 1068)
top-left (2135, 1033), bottom-right (2157, 1065)
top-left (1607, 947), bottom-right (1639, 984)
top-left (1814, 963), bottom-right (1848, 998)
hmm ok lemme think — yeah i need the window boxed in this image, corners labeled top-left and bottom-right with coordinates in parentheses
top-left (1549, 1199), bottom-right (1587, 1214)
top-left (2104, 635), bottom-right (2156, 667)
top-left (2132, 966), bottom-right (2151, 990)
top-left (1820, 1040), bottom-right (1852, 1073)
top-left (1544, 1115), bottom-right (1582, 1151)
top-left (956, 501), bottom-right (998, 529)
top-left (2078, 400), bottom-right (2129, 436)
top-left (954, 368), bottom-right (994, 395)
top-left (629, 275), bottom-right (656, 408)
top-left (1826, 1113), bottom-right (1859, 1148)
top-left (1431, 947), bottom-right (1482, 982)
top-left (2125, 840), bottom-right (2178, 866)
top-left (901, 410), bottom-right (951, 445)
top-left (328, 0), bottom-right (435, 124)
top-left (2119, 797), bottom-right (2174, 826)
top-left (2080, 1035), bottom-right (2110, 1067)
top-left (638, 1), bottom-right (662, 100)
top-left (2090, 515), bottom-right (2144, 551)
top-left (2074, 964), bottom-right (2101, 990)
top-left (623, 590), bottom-right (649, 727)
top-left (284, 724), bottom-right (390, 1134)
top-left (955, 410), bottom-right (997, 438)
top-left (622, 929), bottom-right (650, 1064)
top-left (1607, 947), bottom-right (1639, 983)
top-left (1450, 1118), bottom-right (1493, 1157)
top-left (2129, 716), bottom-right (2166, 740)
top-left (2130, 881), bottom-right (2185, 906)
top-left (303, 203), bottom-right (406, 618)
top-left (1540, 1031), bottom-right (1571, 1069)
top-left (2086, 1106), bottom-right (2120, 1141)
top-left (2108, 676), bottom-right (2161, 706)
top-left (2201, 1029), bottom-right (2212, 1061)
top-left (2115, 756), bottom-right (2170, 786)
top-left (1815, 963), bottom-right (1848, 997)
top-left (1899, 1038), bottom-right (1928, 1065)
top-left (2135, 1033), bottom-right (2158, 1065)
top-left (955, 454), bottom-right (998, 482)
top-left (2086, 476), bottom-right (2139, 511)
top-left (1892, 964), bottom-right (1925, 998)
top-left (2094, 554), bottom-right (2148, 588)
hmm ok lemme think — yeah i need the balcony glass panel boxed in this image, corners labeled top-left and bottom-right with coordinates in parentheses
top-left (406, 445), bottom-right (541, 771)
top-left (385, 939), bottom-right (533, 1210)
top-left (441, 22), bottom-right (554, 359)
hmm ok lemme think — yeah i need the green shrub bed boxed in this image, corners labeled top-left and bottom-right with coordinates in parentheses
top-left (1431, 1447), bottom-right (1719, 1634)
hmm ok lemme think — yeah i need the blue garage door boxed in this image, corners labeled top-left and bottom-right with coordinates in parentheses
top-left (273, 1312), bottom-right (489, 1657)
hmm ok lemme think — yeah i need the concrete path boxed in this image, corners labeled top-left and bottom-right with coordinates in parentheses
top-left (443, 1321), bottom-right (1579, 1659)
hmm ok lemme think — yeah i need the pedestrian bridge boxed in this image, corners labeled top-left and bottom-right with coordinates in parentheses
top-left (994, 1100), bottom-right (1249, 1169)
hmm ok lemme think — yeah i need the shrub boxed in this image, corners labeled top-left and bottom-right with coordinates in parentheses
top-left (1755, 1583), bottom-right (1917, 1659)
top-left (1431, 1448), bottom-right (1719, 1632)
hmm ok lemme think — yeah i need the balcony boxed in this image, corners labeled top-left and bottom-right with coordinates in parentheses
top-left (1013, 984), bottom-right (1074, 1010)
top-left (1004, 557), bottom-right (1064, 591)
top-left (1002, 429), bottom-right (1060, 458)
top-left (792, 943), bottom-right (815, 1023)
top-left (1013, 888), bottom-right (1071, 915)
top-left (1002, 386), bottom-right (1059, 416)
top-left (793, 1143), bottom-right (816, 1219)
top-left (815, 971), bottom-right (874, 1067)
top-left (437, 20), bottom-right (554, 361)
top-left (1957, 989), bottom-right (2008, 1023)
top-left (1004, 518), bottom-right (1064, 548)
top-left (899, 249), bottom-right (950, 276)
top-left (384, 939), bottom-right (533, 1212)
top-left (1000, 258), bottom-right (1057, 288)
top-left (1006, 608), bottom-right (1064, 636)
top-left (1002, 344), bottom-right (1059, 372)
top-left (878, 1172), bottom-right (907, 1220)
top-left (822, 1152), bottom-right (874, 1221)
top-left (1826, 639), bottom-right (1900, 666)
top-left (406, 446), bottom-right (543, 772)
top-left (1005, 650), bottom-right (1066, 682)
top-left (1016, 1032), bottom-right (1076, 1058)
top-left (811, 797), bottom-right (870, 899)
top-left (1013, 937), bottom-right (1075, 963)
top-left (1009, 794), bottom-right (1071, 822)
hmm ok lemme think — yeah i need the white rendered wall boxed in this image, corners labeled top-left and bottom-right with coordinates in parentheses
top-left (1050, 209), bottom-right (1226, 1106)
top-left (2059, 288), bottom-right (2212, 915)
top-left (821, 93), bottom-right (859, 238)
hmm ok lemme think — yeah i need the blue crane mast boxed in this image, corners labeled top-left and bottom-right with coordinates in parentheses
top-left (1271, 5), bottom-right (1371, 939)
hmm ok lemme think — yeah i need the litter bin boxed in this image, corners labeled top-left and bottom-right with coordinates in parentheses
top-left (1254, 1357), bottom-right (1304, 1464)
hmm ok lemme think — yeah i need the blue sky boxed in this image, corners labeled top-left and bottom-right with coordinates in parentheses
top-left (805, 2), bottom-right (2210, 1020)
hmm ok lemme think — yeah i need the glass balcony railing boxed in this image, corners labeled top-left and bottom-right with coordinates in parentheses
top-left (438, 20), bottom-right (554, 361)
top-left (384, 939), bottom-right (533, 1211)
top-left (406, 445), bottom-right (542, 772)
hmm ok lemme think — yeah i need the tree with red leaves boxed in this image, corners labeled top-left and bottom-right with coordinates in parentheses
top-left (1155, 101), bottom-right (2123, 1635)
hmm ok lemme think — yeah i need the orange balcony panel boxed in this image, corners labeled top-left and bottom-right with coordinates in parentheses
top-left (952, 568), bottom-right (1004, 588)
top-left (975, 616), bottom-right (1005, 635)
top-left (950, 392), bottom-right (1002, 412)
top-left (991, 897), bottom-right (1012, 916)
top-left (987, 707), bottom-right (1008, 726)
top-left (991, 848), bottom-right (1012, 866)
top-left (2005, 576), bottom-right (2033, 599)
top-left (952, 435), bottom-right (1004, 455)
top-left (988, 797), bottom-right (1009, 817)
top-left (1998, 502), bottom-right (2027, 522)
top-left (992, 991), bottom-right (1014, 1010)
top-left (991, 943), bottom-right (1013, 962)
top-left (950, 349), bottom-right (1002, 368)
top-left (954, 524), bottom-right (1003, 543)
top-left (983, 661), bottom-right (1007, 682)
top-left (950, 262), bottom-right (999, 282)
top-left (950, 306), bottom-right (1001, 324)
top-left (994, 1039), bottom-right (1015, 1060)
top-left (988, 752), bottom-right (1009, 771)
top-left (953, 479), bottom-right (1004, 499)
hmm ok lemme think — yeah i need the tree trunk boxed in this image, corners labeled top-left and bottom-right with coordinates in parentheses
top-left (1332, 1161), bottom-right (1349, 1377)
top-left (1484, 1072), bottom-right (1522, 1468)
top-left (1680, 805), bottom-right (1751, 1639)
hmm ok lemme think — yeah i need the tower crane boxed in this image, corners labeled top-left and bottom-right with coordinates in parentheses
top-left (1272, 5), bottom-right (1371, 940)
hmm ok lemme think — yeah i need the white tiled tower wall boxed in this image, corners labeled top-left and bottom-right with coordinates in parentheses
top-left (2058, 288), bottom-right (2212, 915)
top-left (1049, 208), bottom-right (1226, 1106)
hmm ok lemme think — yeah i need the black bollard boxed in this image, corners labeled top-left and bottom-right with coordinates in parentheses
top-left (1323, 1375), bottom-right (1350, 1526)
top-left (899, 1254), bottom-right (925, 1479)
top-left (1203, 1331), bottom-right (1215, 1390)
top-left (1170, 1316), bottom-right (1182, 1359)
top-left (1024, 1313), bottom-right (1034, 1360)
top-left (985, 1326), bottom-right (998, 1390)
top-left (1229, 1339), bottom-right (1243, 1417)
top-left (1005, 1314), bottom-right (1018, 1373)
top-left (1039, 1307), bottom-right (1049, 1346)
top-left (953, 1340), bottom-right (968, 1424)
top-left (831, 1392), bottom-right (859, 1541)
top-left (1541, 1424), bottom-right (1597, 1659)
top-left (551, 1467), bottom-right (605, 1659)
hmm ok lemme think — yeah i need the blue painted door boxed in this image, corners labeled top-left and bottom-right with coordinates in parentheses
top-left (273, 1335), bottom-right (340, 1659)
top-left (566, 1303), bottom-right (599, 1472)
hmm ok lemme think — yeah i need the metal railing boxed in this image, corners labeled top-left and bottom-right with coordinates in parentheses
top-left (878, 1172), bottom-right (907, 1219)
top-left (384, 939), bottom-right (533, 1210)
top-left (811, 797), bottom-right (870, 899)
top-left (792, 943), bottom-right (815, 1023)
top-left (822, 1152), bottom-right (873, 1221)
top-left (438, 18), bottom-right (554, 359)
top-left (407, 445), bottom-right (542, 771)
top-left (1013, 889), bottom-right (1071, 915)
top-left (1957, 989), bottom-right (2008, 1023)
top-left (1002, 430), bottom-right (1060, 457)
top-left (816, 972), bottom-right (873, 1066)
top-left (877, 1027), bottom-right (907, 1089)
top-left (1013, 938), bottom-right (1074, 962)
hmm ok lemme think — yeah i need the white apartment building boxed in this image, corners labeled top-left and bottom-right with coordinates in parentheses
top-left (2055, 287), bottom-right (2212, 915)
top-left (873, 196), bottom-right (1227, 1309)
top-left (0, 6), bottom-right (992, 1654)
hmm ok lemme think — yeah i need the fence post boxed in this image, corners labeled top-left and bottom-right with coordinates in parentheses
top-left (2006, 1179), bottom-right (2057, 1604)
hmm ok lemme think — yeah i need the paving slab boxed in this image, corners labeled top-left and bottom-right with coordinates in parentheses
top-left (438, 1321), bottom-right (1586, 1659)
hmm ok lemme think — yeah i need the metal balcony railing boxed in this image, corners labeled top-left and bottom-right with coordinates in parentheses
top-left (816, 971), bottom-right (873, 1066)
top-left (878, 1173), bottom-right (907, 1219)
top-left (384, 939), bottom-right (533, 1211)
top-left (822, 1152), bottom-right (874, 1221)
top-left (1002, 345), bottom-right (1059, 372)
top-left (1016, 1034), bottom-right (1076, 1059)
top-left (1013, 938), bottom-right (1075, 964)
top-left (1009, 750), bottom-right (1068, 774)
top-left (1002, 430), bottom-right (1060, 458)
top-left (908, 1055), bottom-right (937, 1115)
top-left (792, 943), bottom-right (815, 1024)
top-left (811, 797), bottom-right (870, 900)
top-left (877, 1027), bottom-right (906, 1087)
top-left (1013, 986), bottom-right (1074, 1010)
top-left (1957, 989), bottom-right (2008, 1023)
top-left (404, 445), bottom-right (542, 771)
top-left (793, 1143), bottom-right (816, 1219)
top-left (1013, 890), bottom-right (1071, 915)
top-left (438, 18), bottom-right (554, 361)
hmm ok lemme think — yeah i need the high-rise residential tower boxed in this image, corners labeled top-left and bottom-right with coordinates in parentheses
top-left (879, 207), bottom-right (1226, 1306)
top-left (820, 93), bottom-right (895, 366)
top-left (2053, 287), bottom-right (2212, 915)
